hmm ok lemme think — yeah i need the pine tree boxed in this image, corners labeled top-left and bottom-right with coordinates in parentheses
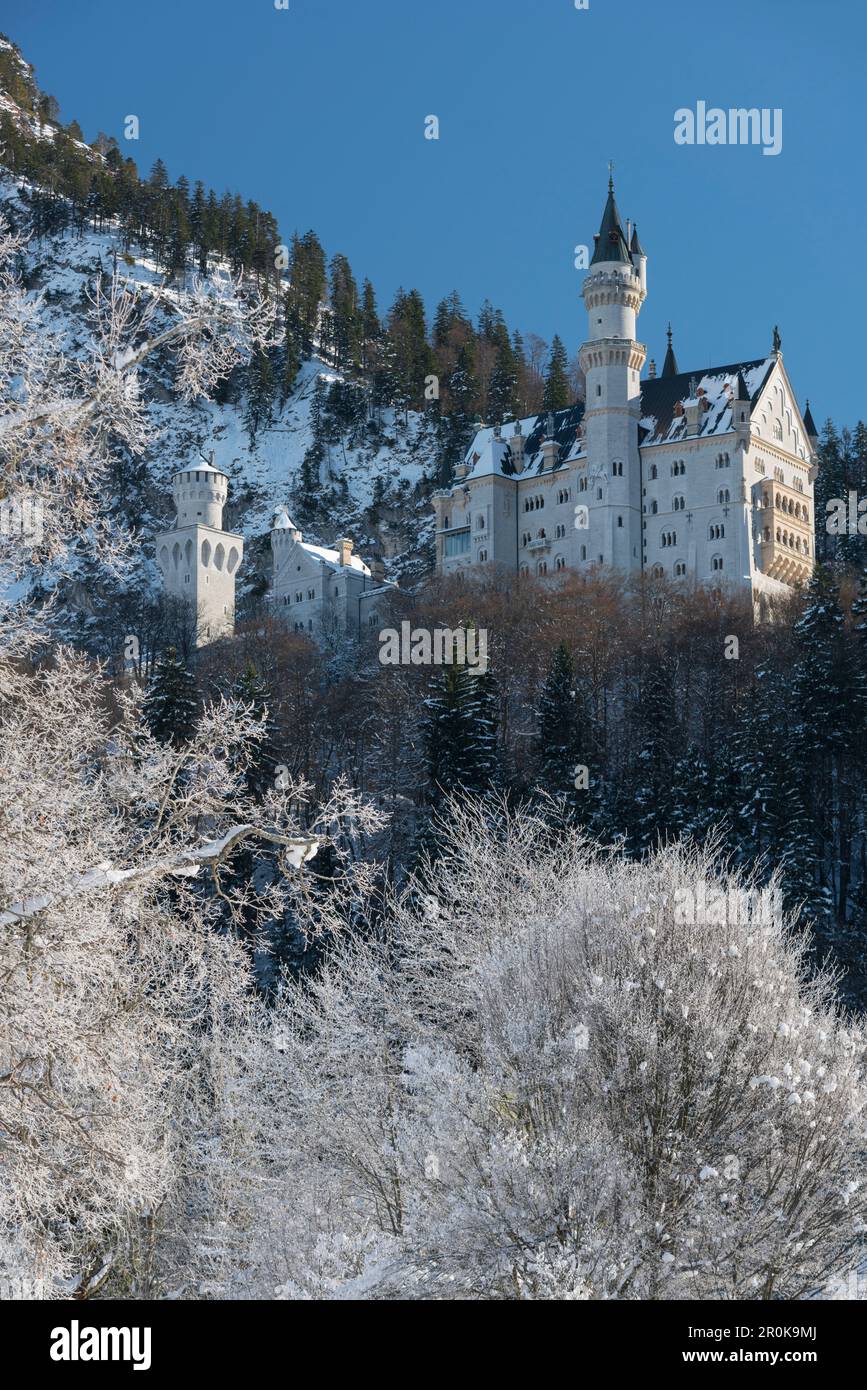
top-left (244, 348), bottom-right (276, 444)
top-left (232, 663), bottom-right (280, 799)
top-left (542, 334), bottom-right (571, 412)
top-left (535, 642), bottom-right (595, 822)
top-left (142, 647), bottom-right (197, 746)
top-left (627, 659), bottom-right (678, 854)
top-left (463, 666), bottom-right (500, 795)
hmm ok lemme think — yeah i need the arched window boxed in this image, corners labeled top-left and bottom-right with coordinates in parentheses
top-left (711, 555), bottom-right (724, 572)
top-left (580, 544), bottom-right (587, 561)
top-left (478, 548), bottom-right (488, 562)
top-left (519, 564), bottom-right (529, 577)
top-left (651, 564), bottom-right (664, 578)
top-left (476, 514), bottom-right (485, 530)
top-left (649, 465), bottom-right (658, 480)
top-left (717, 488), bottom-right (730, 504)
top-left (555, 555), bottom-right (565, 571)
top-left (651, 500), bottom-right (658, 515)
top-left (674, 561), bottom-right (686, 577)
top-left (537, 560), bottom-right (547, 576)
top-left (673, 495), bottom-right (685, 511)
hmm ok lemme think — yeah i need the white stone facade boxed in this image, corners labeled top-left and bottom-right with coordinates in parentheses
top-left (433, 181), bottom-right (817, 607)
top-left (156, 458), bottom-right (243, 646)
top-left (270, 509), bottom-right (396, 643)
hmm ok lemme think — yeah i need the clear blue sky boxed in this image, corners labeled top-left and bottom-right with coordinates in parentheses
top-left (4, 0), bottom-right (865, 426)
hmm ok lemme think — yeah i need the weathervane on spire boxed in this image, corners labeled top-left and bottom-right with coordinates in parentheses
top-left (608, 159), bottom-right (614, 191)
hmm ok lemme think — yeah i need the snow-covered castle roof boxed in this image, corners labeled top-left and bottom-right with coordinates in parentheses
top-left (270, 507), bottom-right (373, 577)
top-left (459, 353), bottom-right (784, 481)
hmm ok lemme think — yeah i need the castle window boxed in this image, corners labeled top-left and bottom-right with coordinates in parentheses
top-left (651, 564), bottom-right (664, 578)
top-left (709, 524), bottom-right (725, 540)
top-left (596, 385), bottom-right (602, 397)
top-left (555, 523), bottom-right (565, 539)
top-left (649, 465), bottom-right (658, 480)
top-left (557, 489), bottom-right (570, 504)
top-left (717, 489), bottom-right (730, 504)
top-left (555, 555), bottom-right (565, 570)
top-left (673, 495), bottom-right (685, 511)
top-left (651, 500), bottom-right (658, 515)
top-left (597, 488), bottom-right (603, 500)
top-left (537, 561), bottom-right (547, 576)
top-left (580, 545), bottom-right (587, 561)
top-left (476, 514), bottom-right (486, 530)
top-left (308, 588), bottom-right (315, 599)
top-left (617, 515), bottom-right (623, 527)
top-left (711, 555), bottom-right (724, 571)
top-left (537, 528), bottom-right (546, 539)
top-left (522, 531), bottom-right (531, 546)
top-left (519, 564), bottom-right (529, 577)
top-left (579, 477), bottom-right (588, 493)
top-left (478, 549), bottom-right (488, 562)
top-left (674, 561), bottom-right (686, 576)
top-left (184, 573), bottom-right (190, 584)
top-left (334, 587), bottom-right (339, 596)
top-left (612, 461), bottom-right (623, 476)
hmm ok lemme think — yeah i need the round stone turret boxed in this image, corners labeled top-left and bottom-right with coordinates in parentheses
top-left (172, 459), bottom-right (228, 529)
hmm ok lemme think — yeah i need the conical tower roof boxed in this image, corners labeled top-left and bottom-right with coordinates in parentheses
top-left (590, 173), bottom-right (631, 266)
top-left (661, 324), bottom-right (679, 378)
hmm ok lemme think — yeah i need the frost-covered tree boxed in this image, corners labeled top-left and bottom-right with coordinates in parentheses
top-left (0, 218), bottom-right (278, 606)
top-left (0, 648), bottom-right (384, 1298)
top-left (252, 799), bottom-right (867, 1301)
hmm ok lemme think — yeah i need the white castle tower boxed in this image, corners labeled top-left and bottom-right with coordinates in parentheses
top-left (578, 172), bottom-right (647, 569)
top-left (156, 453), bottom-right (243, 645)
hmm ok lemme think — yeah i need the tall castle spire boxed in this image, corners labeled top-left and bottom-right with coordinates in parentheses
top-left (590, 171), bottom-right (631, 266)
top-left (579, 172), bottom-right (647, 572)
top-left (662, 323), bottom-right (679, 378)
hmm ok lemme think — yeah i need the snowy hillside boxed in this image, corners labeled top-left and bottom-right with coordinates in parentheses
top-left (0, 167), bottom-right (438, 629)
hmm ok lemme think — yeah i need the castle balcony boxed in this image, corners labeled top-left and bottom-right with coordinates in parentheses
top-left (757, 530), bottom-right (813, 585)
top-left (752, 481), bottom-right (812, 533)
top-left (527, 535), bottom-right (551, 553)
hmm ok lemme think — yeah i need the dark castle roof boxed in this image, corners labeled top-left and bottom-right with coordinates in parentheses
top-left (590, 178), bottom-right (632, 266)
top-left (462, 356), bottom-right (779, 479)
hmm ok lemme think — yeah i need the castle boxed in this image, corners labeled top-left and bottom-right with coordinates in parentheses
top-left (157, 457), bottom-right (395, 647)
top-left (158, 176), bottom-right (818, 645)
top-left (432, 176), bottom-right (818, 608)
